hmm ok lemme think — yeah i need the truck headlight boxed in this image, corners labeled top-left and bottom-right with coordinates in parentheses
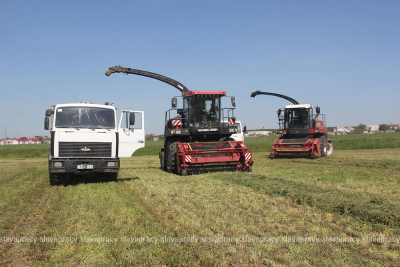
top-left (53, 162), bottom-right (63, 167)
top-left (107, 162), bottom-right (118, 167)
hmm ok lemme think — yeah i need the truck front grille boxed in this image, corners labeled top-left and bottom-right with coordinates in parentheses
top-left (59, 142), bottom-right (112, 157)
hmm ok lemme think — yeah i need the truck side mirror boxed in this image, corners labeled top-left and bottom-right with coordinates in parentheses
top-left (44, 117), bottom-right (50, 130)
top-left (316, 107), bottom-right (320, 114)
top-left (129, 112), bottom-right (135, 125)
top-left (46, 109), bottom-right (54, 116)
top-left (243, 126), bottom-right (247, 133)
top-left (231, 97), bottom-right (236, 107)
top-left (171, 98), bottom-right (178, 108)
top-left (277, 109), bottom-right (281, 116)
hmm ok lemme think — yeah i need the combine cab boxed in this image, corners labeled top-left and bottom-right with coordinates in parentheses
top-left (106, 66), bottom-right (253, 175)
top-left (251, 91), bottom-right (333, 159)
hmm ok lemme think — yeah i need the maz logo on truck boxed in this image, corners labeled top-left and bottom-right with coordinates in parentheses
top-left (81, 146), bottom-right (91, 152)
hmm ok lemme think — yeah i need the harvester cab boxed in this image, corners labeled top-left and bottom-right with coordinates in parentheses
top-left (251, 91), bottom-right (333, 159)
top-left (166, 91), bottom-right (237, 141)
top-left (106, 66), bottom-right (253, 175)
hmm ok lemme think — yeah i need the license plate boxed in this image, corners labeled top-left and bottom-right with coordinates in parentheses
top-left (77, 164), bottom-right (93, 170)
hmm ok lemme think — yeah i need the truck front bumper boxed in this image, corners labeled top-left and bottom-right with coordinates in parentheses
top-left (49, 158), bottom-right (120, 173)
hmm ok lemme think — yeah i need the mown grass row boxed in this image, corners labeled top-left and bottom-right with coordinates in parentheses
top-left (212, 172), bottom-right (400, 232)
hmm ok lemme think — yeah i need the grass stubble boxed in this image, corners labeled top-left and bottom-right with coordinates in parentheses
top-left (0, 148), bottom-right (399, 265)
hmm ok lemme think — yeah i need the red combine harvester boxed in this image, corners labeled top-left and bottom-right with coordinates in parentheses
top-left (106, 66), bottom-right (253, 175)
top-left (251, 91), bottom-right (333, 159)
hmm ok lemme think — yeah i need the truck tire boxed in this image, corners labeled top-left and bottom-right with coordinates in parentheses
top-left (320, 136), bottom-right (327, 157)
top-left (167, 142), bottom-right (177, 173)
top-left (107, 173), bottom-right (118, 181)
top-left (49, 173), bottom-right (61, 186)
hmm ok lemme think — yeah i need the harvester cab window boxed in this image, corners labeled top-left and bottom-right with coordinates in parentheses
top-left (188, 96), bottom-right (221, 128)
top-left (286, 108), bottom-right (310, 129)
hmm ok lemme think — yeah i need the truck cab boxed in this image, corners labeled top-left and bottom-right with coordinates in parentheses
top-left (44, 102), bottom-right (145, 185)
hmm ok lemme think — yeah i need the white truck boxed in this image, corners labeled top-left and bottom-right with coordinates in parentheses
top-left (222, 120), bottom-right (246, 142)
top-left (44, 102), bottom-right (145, 185)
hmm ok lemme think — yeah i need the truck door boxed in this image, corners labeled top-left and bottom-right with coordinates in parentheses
top-left (118, 110), bottom-right (145, 157)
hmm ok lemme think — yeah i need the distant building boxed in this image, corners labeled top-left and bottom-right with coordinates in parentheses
top-left (247, 130), bottom-right (272, 136)
top-left (0, 138), bottom-right (41, 145)
top-left (367, 125), bottom-right (379, 132)
top-left (389, 124), bottom-right (400, 130)
top-left (335, 126), bottom-right (350, 135)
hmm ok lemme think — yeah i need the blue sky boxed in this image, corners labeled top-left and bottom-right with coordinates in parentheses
top-left (1, 0), bottom-right (399, 138)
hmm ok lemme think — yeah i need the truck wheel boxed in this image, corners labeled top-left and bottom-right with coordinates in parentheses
top-left (320, 136), bottom-right (327, 157)
top-left (167, 142), bottom-right (177, 173)
top-left (49, 173), bottom-right (60, 186)
top-left (327, 142), bottom-right (334, 156)
top-left (108, 173), bottom-right (118, 181)
top-left (160, 151), bottom-right (166, 170)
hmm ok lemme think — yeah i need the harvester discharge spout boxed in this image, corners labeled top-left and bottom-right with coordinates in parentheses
top-left (105, 65), bottom-right (189, 93)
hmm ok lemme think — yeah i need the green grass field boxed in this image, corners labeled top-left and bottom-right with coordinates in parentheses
top-left (1, 134), bottom-right (400, 266)
top-left (2, 132), bottom-right (400, 158)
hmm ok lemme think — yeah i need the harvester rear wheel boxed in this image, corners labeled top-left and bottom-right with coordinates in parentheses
top-left (327, 142), bottom-right (334, 156)
top-left (320, 136), bottom-right (327, 157)
top-left (247, 165), bottom-right (253, 172)
top-left (167, 142), bottom-right (177, 173)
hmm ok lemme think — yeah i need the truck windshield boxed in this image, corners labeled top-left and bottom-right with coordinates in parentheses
top-left (285, 108), bottom-right (311, 129)
top-left (188, 96), bottom-right (221, 128)
top-left (55, 107), bottom-right (115, 129)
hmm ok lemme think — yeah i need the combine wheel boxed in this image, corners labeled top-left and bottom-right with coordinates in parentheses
top-left (246, 165), bottom-right (252, 172)
top-left (327, 142), bottom-right (334, 156)
top-left (167, 142), bottom-right (178, 173)
top-left (320, 136), bottom-right (327, 157)
top-left (270, 154), bottom-right (275, 159)
top-left (310, 154), bottom-right (316, 159)
top-left (181, 169), bottom-right (188, 176)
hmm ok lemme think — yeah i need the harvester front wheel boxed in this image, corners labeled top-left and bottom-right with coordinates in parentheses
top-left (167, 142), bottom-right (177, 173)
top-left (160, 151), bottom-right (166, 170)
top-left (181, 169), bottom-right (188, 176)
top-left (320, 136), bottom-right (327, 157)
